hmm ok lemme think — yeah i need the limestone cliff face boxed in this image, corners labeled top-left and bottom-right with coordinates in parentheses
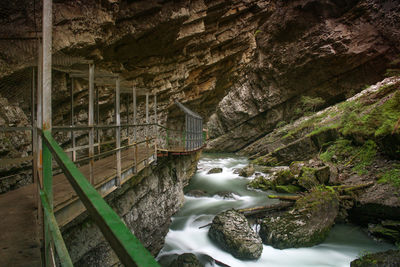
top-left (62, 152), bottom-right (200, 265)
top-left (207, 0), bottom-right (400, 152)
top-left (1, 0), bottom-right (399, 153)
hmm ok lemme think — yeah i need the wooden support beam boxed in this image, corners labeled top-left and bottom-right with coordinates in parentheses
top-left (96, 86), bottom-right (100, 155)
top-left (88, 63), bottom-right (95, 184)
top-left (42, 0), bottom-right (53, 264)
top-left (70, 78), bottom-right (76, 162)
top-left (115, 77), bottom-right (121, 185)
top-left (31, 66), bottom-right (38, 214)
top-left (145, 92), bottom-right (149, 164)
top-left (133, 87), bottom-right (137, 172)
top-left (153, 94), bottom-right (157, 161)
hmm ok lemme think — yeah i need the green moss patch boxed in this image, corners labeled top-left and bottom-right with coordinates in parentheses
top-left (297, 167), bottom-right (320, 190)
top-left (248, 176), bottom-right (273, 191)
top-left (275, 185), bottom-right (301, 193)
top-left (378, 165), bottom-right (400, 188)
top-left (340, 89), bottom-right (400, 138)
top-left (319, 139), bottom-right (377, 175)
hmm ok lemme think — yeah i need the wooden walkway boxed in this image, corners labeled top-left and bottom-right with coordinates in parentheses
top-left (0, 184), bottom-right (41, 267)
top-left (0, 143), bottom-right (156, 266)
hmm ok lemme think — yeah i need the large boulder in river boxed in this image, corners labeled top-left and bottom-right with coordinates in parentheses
top-left (238, 165), bottom-right (255, 177)
top-left (350, 249), bottom-right (400, 267)
top-left (208, 210), bottom-right (263, 259)
top-left (259, 187), bottom-right (339, 249)
top-left (207, 167), bottom-right (223, 174)
top-left (168, 253), bottom-right (203, 267)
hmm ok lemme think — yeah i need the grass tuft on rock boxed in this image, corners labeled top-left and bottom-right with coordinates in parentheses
top-left (319, 139), bottom-right (377, 175)
top-left (378, 165), bottom-right (400, 188)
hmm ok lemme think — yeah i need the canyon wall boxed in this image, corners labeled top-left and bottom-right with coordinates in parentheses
top-left (61, 152), bottom-right (200, 266)
top-left (1, 0), bottom-right (399, 153)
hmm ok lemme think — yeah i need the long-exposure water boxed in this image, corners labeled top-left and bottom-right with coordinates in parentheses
top-left (157, 154), bottom-right (394, 267)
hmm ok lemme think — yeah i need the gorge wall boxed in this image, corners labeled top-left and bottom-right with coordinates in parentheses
top-left (1, 0), bottom-right (399, 154)
top-left (61, 152), bottom-right (200, 266)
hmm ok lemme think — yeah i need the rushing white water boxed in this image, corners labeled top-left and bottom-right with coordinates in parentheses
top-left (157, 154), bottom-right (394, 267)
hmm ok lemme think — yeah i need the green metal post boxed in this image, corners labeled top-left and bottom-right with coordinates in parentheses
top-left (40, 190), bottom-right (73, 267)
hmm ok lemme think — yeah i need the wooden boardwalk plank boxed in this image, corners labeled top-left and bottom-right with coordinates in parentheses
top-left (0, 184), bottom-right (41, 267)
top-left (53, 143), bottom-right (153, 215)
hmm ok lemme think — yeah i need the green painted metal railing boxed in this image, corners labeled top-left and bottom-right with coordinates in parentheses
top-left (41, 130), bottom-right (160, 267)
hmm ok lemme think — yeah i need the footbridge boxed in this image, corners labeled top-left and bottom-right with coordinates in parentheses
top-left (0, 1), bottom-right (205, 266)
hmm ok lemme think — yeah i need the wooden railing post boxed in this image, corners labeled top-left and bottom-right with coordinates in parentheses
top-left (115, 77), bottom-right (121, 185)
top-left (145, 92), bottom-right (149, 164)
top-left (133, 86), bottom-right (137, 172)
top-left (88, 63), bottom-right (95, 184)
top-left (42, 0), bottom-right (53, 264)
top-left (154, 94), bottom-right (157, 161)
top-left (70, 77), bottom-right (76, 162)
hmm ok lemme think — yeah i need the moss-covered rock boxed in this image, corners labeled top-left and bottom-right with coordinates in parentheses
top-left (368, 220), bottom-right (400, 243)
top-left (207, 168), bottom-right (223, 174)
top-left (351, 249), bottom-right (400, 267)
top-left (275, 185), bottom-right (302, 193)
top-left (248, 176), bottom-right (273, 191)
top-left (297, 167), bottom-right (320, 190)
top-left (238, 165), bottom-right (255, 177)
top-left (168, 253), bottom-right (203, 267)
top-left (259, 187), bottom-right (339, 249)
top-left (248, 169), bottom-right (298, 193)
top-left (208, 210), bottom-right (263, 259)
top-left (289, 161), bottom-right (305, 176)
top-left (253, 154), bottom-right (279, 166)
top-left (315, 165), bottom-right (330, 184)
top-left (275, 169), bottom-right (295, 185)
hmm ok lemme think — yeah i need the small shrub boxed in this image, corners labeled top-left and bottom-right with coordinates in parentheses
top-left (276, 121), bottom-right (287, 128)
top-left (301, 96), bottom-right (326, 113)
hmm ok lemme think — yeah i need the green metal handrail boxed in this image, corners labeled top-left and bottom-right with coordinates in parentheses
top-left (40, 190), bottom-right (73, 266)
top-left (41, 130), bottom-right (160, 267)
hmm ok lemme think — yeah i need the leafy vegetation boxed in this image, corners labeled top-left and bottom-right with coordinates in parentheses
top-left (301, 96), bottom-right (326, 113)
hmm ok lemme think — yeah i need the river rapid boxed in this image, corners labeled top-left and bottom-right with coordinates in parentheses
top-left (157, 154), bottom-right (394, 267)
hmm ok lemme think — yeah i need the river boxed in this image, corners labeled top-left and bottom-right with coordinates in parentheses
top-left (157, 154), bottom-right (394, 267)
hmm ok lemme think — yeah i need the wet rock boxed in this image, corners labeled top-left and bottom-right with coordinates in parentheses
top-left (207, 168), bottom-right (223, 174)
top-left (368, 220), bottom-right (400, 243)
top-left (186, 190), bottom-right (207, 198)
top-left (238, 165), bottom-right (255, 177)
top-left (208, 210), bottom-right (263, 259)
top-left (289, 161), bottom-right (306, 176)
top-left (214, 191), bottom-right (235, 199)
top-left (273, 169), bottom-right (295, 185)
top-left (326, 162), bottom-right (339, 185)
top-left (248, 175), bottom-right (273, 191)
top-left (169, 253), bottom-right (203, 267)
top-left (296, 167), bottom-right (320, 190)
top-left (315, 165), bottom-right (330, 184)
top-left (349, 181), bottom-right (400, 225)
top-left (350, 249), bottom-right (400, 267)
top-left (275, 185), bottom-right (301, 194)
top-left (253, 155), bottom-right (279, 167)
top-left (259, 187), bottom-right (339, 249)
